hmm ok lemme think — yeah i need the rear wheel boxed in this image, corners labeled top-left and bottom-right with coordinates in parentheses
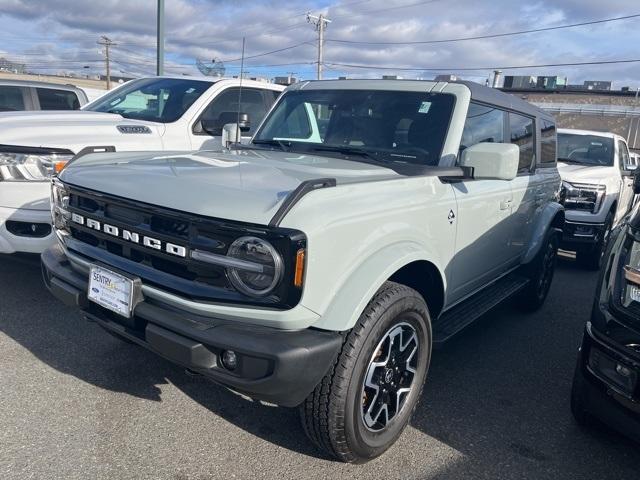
top-left (517, 232), bottom-right (558, 312)
top-left (300, 282), bottom-right (432, 463)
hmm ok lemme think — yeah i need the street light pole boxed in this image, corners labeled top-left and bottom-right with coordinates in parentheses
top-left (157, 0), bottom-right (165, 76)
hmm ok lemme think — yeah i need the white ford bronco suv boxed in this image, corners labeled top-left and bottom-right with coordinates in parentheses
top-left (0, 76), bottom-right (283, 254)
top-left (557, 128), bottom-right (637, 268)
top-left (42, 79), bottom-right (563, 462)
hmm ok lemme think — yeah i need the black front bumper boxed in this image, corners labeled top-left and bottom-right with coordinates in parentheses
top-left (575, 321), bottom-right (640, 443)
top-left (561, 220), bottom-right (606, 251)
top-left (41, 244), bottom-right (342, 407)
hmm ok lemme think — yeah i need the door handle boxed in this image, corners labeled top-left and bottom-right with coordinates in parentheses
top-left (500, 199), bottom-right (512, 210)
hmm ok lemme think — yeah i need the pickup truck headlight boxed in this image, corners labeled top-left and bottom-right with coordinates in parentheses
top-left (51, 180), bottom-right (71, 234)
top-left (226, 236), bottom-right (284, 297)
top-left (0, 150), bottom-right (73, 181)
top-left (561, 181), bottom-right (606, 213)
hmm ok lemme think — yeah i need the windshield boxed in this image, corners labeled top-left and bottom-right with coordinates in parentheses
top-left (86, 78), bottom-right (213, 123)
top-left (557, 133), bottom-right (614, 166)
top-left (252, 89), bottom-right (455, 167)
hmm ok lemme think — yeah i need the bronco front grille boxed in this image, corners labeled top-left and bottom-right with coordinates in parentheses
top-left (63, 186), bottom-right (305, 308)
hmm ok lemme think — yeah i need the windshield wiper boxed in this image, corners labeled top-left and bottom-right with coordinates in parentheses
top-left (307, 145), bottom-right (381, 162)
top-left (557, 157), bottom-right (585, 164)
top-left (251, 139), bottom-right (291, 151)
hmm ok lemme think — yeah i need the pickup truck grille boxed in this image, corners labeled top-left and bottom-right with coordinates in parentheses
top-left (63, 186), bottom-right (303, 307)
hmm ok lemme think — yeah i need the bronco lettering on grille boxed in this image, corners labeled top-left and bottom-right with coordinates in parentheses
top-left (70, 213), bottom-right (187, 258)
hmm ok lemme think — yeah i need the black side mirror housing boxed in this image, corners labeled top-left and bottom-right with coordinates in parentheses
top-left (198, 112), bottom-right (250, 137)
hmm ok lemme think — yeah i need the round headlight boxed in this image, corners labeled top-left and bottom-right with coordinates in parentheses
top-left (226, 236), bottom-right (283, 297)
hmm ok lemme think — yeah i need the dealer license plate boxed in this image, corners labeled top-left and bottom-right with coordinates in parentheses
top-left (88, 265), bottom-right (135, 318)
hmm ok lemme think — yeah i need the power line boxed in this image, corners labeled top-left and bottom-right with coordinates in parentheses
top-left (324, 58), bottom-right (640, 72)
top-left (220, 40), bottom-right (315, 63)
top-left (326, 12), bottom-right (640, 44)
top-left (330, 0), bottom-right (441, 21)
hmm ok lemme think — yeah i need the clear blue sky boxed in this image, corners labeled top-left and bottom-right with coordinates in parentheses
top-left (0, 0), bottom-right (638, 88)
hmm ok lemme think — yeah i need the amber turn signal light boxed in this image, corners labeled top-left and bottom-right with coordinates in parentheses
top-left (294, 248), bottom-right (305, 288)
top-left (54, 161), bottom-right (68, 174)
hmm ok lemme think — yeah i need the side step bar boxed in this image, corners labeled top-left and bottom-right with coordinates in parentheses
top-left (433, 273), bottom-right (530, 345)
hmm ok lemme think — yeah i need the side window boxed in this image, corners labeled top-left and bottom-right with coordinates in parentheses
top-left (460, 103), bottom-right (505, 153)
top-left (266, 102), bottom-right (312, 139)
top-left (618, 140), bottom-right (631, 170)
top-left (509, 112), bottom-right (535, 173)
top-left (540, 119), bottom-right (557, 165)
top-left (36, 88), bottom-right (80, 110)
top-left (0, 86), bottom-right (25, 111)
top-left (198, 88), bottom-right (268, 136)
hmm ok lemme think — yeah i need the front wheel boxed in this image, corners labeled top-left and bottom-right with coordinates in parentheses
top-left (300, 282), bottom-right (432, 463)
top-left (517, 232), bottom-right (558, 312)
top-left (576, 213), bottom-right (613, 271)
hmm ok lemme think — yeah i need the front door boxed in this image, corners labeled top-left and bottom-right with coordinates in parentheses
top-left (447, 102), bottom-right (517, 304)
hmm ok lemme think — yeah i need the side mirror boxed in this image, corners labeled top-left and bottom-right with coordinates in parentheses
top-left (236, 112), bottom-right (251, 133)
top-left (222, 123), bottom-right (241, 148)
top-left (459, 142), bottom-right (519, 181)
top-left (623, 164), bottom-right (638, 176)
top-left (633, 169), bottom-right (640, 194)
top-left (198, 113), bottom-right (251, 137)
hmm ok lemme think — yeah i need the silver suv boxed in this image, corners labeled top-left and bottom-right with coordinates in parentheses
top-left (42, 79), bottom-right (563, 462)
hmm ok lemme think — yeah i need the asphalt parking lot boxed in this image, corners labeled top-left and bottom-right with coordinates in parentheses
top-left (1, 253), bottom-right (639, 479)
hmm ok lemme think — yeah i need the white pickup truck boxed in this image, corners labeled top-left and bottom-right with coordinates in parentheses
top-left (0, 76), bottom-right (284, 254)
top-left (557, 128), bottom-right (637, 268)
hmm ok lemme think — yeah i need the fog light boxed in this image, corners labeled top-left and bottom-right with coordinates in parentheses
top-left (221, 350), bottom-right (238, 371)
top-left (616, 364), bottom-right (633, 377)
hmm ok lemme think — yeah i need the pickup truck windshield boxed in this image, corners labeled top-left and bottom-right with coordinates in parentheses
top-left (557, 133), bottom-right (614, 166)
top-left (86, 78), bottom-right (213, 123)
top-left (253, 89), bottom-right (455, 166)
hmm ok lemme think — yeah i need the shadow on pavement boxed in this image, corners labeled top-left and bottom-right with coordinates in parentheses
top-left (0, 254), bottom-right (322, 459)
top-left (2, 252), bottom-right (640, 477)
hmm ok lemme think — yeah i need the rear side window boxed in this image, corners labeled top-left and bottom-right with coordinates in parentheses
top-left (0, 86), bottom-right (25, 111)
top-left (509, 112), bottom-right (535, 172)
top-left (460, 103), bottom-right (505, 152)
top-left (540, 120), bottom-right (556, 165)
top-left (36, 88), bottom-right (80, 110)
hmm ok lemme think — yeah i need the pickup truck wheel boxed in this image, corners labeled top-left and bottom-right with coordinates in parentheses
top-left (570, 359), bottom-right (590, 426)
top-left (576, 213), bottom-right (613, 271)
top-left (300, 282), bottom-right (431, 463)
top-left (517, 232), bottom-right (558, 312)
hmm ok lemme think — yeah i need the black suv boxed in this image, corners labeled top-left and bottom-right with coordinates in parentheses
top-left (571, 186), bottom-right (640, 442)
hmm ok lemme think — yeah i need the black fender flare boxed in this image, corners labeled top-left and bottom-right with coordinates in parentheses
top-left (522, 202), bottom-right (564, 265)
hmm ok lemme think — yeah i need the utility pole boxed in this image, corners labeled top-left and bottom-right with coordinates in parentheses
top-left (97, 36), bottom-right (115, 89)
top-left (307, 13), bottom-right (331, 80)
top-left (157, 0), bottom-right (165, 76)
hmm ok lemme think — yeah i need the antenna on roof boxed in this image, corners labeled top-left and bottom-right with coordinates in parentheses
top-left (235, 37), bottom-right (246, 144)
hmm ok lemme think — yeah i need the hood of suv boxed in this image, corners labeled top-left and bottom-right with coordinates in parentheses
top-left (557, 161), bottom-right (617, 187)
top-left (59, 149), bottom-right (400, 225)
top-left (0, 110), bottom-right (164, 152)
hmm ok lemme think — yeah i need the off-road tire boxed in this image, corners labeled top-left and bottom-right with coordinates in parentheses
top-left (299, 282), bottom-right (432, 463)
top-left (576, 213), bottom-right (613, 271)
top-left (570, 358), bottom-right (590, 426)
top-left (517, 232), bottom-right (559, 312)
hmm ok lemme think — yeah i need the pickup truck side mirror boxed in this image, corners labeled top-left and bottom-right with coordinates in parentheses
top-left (459, 142), bottom-right (519, 181)
top-left (199, 112), bottom-right (251, 137)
